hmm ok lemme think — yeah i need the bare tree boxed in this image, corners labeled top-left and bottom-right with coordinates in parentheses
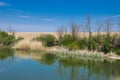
top-left (105, 16), bottom-right (112, 35)
top-left (103, 16), bottom-right (112, 52)
top-left (8, 25), bottom-right (15, 37)
top-left (94, 22), bottom-right (104, 36)
top-left (70, 22), bottom-right (79, 39)
top-left (80, 24), bottom-right (86, 39)
top-left (86, 15), bottom-right (92, 50)
top-left (117, 20), bottom-right (120, 35)
top-left (9, 25), bottom-right (12, 35)
top-left (56, 26), bottom-right (67, 46)
top-left (57, 26), bottom-right (65, 39)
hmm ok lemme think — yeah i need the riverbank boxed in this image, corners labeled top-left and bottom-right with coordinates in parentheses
top-left (14, 44), bottom-right (120, 60)
top-left (13, 32), bottom-right (120, 60)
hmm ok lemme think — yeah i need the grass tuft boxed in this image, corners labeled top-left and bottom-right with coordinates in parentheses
top-left (14, 40), bottom-right (44, 51)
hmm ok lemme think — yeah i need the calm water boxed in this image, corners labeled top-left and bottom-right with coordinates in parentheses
top-left (0, 48), bottom-right (120, 80)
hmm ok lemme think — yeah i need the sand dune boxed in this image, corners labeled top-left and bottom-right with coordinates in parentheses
top-left (15, 32), bottom-right (119, 40)
top-left (15, 32), bottom-right (58, 40)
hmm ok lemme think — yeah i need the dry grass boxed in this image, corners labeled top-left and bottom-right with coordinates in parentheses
top-left (15, 32), bottom-right (119, 40)
top-left (14, 40), bottom-right (45, 50)
top-left (55, 48), bottom-right (105, 59)
top-left (15, 40), bottom-right (30, 50)
top-left (30, 41), bottom-right (44, 50)
top-left (15, 32), bottom-right (58, 40)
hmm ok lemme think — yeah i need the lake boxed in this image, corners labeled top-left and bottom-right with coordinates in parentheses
top-left (0, 48), bottom-right (120, 80)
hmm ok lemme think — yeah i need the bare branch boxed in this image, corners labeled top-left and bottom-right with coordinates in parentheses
top-left (70, 22), bottom-right (79, 38)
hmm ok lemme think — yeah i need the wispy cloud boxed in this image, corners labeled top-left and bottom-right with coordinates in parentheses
top-left (8, 8), bottom-right (24, 13)
top-left (0, 1), bottom-right (10, 6)
top-left (18, 15), bottom-right (31, 18)
top-left (41, 18), bottom-right (56, 22)
top-left (113, 15), bottom-right (120, 18)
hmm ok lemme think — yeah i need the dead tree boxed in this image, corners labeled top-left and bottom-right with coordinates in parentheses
top-left (70, 22), bottom-right (79, 39)
top-left (8, 25), bottom-right (15, 38)
top-left (117, 20), bottom-right (120, 35)
top-left (104, 16), bottom-right (112, 52)
top-left (105, 17), bottom-right (112, 36)
top-left (56, 26), bottom-right (67, 45)
top-left (94, 22), bottom-right (104, 36)
top-left (57, 26), bottom-right (66, 38)
top-left (86, 15), bottom-right (92, 50)
top-left (80, 24), bottom-right (86, 39)
top-left (9, 25), bottom-right (12, 35)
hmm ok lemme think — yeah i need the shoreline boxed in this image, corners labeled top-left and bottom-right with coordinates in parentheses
top-left (14, 46), bottom-right (120, 60)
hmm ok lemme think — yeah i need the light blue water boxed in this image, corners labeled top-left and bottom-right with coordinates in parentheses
top-left (0, 49), bottom-right (120, 80)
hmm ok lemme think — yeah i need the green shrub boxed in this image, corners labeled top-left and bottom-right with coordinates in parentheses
top-left (0, 31), bottom-right (15, 46)
top-left (114, 50), bottom-right (120, 55)
top-left (16, 36), bottom-right (24, 42)
top-left (60, 35), bottom-right (86, 50)
top-left (61, 34), bottom-right (74, 47)
top-left (35, 34), bottom-right (56, 47)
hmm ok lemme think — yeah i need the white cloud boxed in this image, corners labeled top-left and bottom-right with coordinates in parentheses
top-left (41, 18), bottom-right (56, 22)
top-left (18, 16), bottom-right (31, 18)
top-left (0, 1), bottom-right (10, 6)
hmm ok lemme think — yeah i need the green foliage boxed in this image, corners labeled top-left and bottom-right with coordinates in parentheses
top-left (102, 41), bottom-right (110, 54)
top-left (114, 50), bottom-right (120, 55)
top-left (0, 31), bottom-right (15, 46)
top-left (58, 33), bottom-right (120, 54)
top-left (0, 48), bottom-right (14, 60)
top-left (61, 34), bottom-right (74, 47)
top-left (38, 53), bottom-right (56, 65)
top-left (60, 35), bottom-right (86, 50)
top-left (35, 34), bottom-right (56, 47)
top-left (16, 36), bottom-right (24, 42)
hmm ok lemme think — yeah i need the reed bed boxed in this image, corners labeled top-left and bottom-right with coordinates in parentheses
top-left (55, 49), bottom-right (106, 60)
top-left (14, 40), bottom-right (45, 51)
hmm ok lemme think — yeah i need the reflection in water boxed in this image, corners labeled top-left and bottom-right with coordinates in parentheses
top-left (0, 49), bottom-right (120, 80)
top-left (37, 53), bottom-right (56, 65)
top-left (0, 48), bottom-right (14, 60)
top-left (58, 57), bottom-right (120, 80)
top-left (16, 51), bottom-right (120, 80)
top-left (16, 51), bottom-right (57, 65)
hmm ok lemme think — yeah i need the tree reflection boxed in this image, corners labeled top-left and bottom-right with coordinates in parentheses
top-left (16, 51), bottom-right (57, 66)
top-left (57, 57), bottom-right (120, 80)
top-left (0, 48), bottom-right (14, 60)
top-left (37, 53), bottom-right (57, 65)
top-left (15, 51), bottom-right (120, 80)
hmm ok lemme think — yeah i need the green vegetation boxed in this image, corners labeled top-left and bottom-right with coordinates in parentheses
top-left (16, 36), bottom-right (24, 42)
top-left (57, 33), bottom-right (120, 55)
top-left (33, 34), bottom-right (56, 47)
top-left (0, 47), bottom-right (14, 60)
top-left (0, 30), bottom-right (24, 48)
top-left (55, 16), bottom-right (120, 55)
top-left (0, 31), bottom-right (15, 47)
top-left (1, 16), bottom-right (120, 56)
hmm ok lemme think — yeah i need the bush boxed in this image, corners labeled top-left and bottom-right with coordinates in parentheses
top-left (60, 35), bottom-right (86, 50)
top-left (15, 40), bottom-right (44, 50)
top-left (16, 36), bottom-right (24, 42)
top-left (35, 34), bottom-right (56, 47)
top-left (0, 31), bottom-right (15, 46)
top-left (114, 50), bottom-right (120, 55)
top-left (61, 34), bottom-right (74, 47)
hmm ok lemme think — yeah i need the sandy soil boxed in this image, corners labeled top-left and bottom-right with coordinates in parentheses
top-left (15, 32), bottom-right (58, 40)
top-left (15, 32), bottom-right (119, 40)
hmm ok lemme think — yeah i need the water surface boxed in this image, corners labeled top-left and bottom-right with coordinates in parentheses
top-left (0, 48), bottom-right (120, 80)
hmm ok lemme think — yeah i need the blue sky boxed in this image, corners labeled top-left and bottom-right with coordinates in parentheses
top-left (0, 0), bottom-right (120, 32)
